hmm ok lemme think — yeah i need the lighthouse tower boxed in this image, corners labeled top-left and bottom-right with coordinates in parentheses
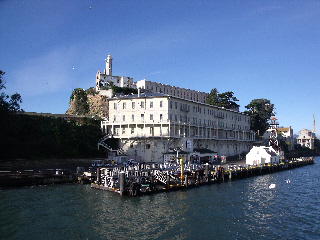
top-left (105, 54), bottom-right (112, 76)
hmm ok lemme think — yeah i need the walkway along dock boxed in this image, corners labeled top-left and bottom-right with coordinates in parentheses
top-left (91, 157), bottom-right (315, 196)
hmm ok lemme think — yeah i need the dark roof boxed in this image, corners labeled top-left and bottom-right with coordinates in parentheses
top-left (163, 151), bottom-right (190, 155)
top-left (113, 92), bottom-right (170, 99)
top-left (193, 148), bottom-right (217, 154)
top-left (264, 148), bottom-right (278, 156)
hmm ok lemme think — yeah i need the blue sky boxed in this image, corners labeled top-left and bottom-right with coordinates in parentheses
top-left (1, 0), bottom-right (319, 136)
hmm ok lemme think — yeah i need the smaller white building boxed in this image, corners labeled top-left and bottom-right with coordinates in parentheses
top-left (95, 54), bottom-right (134, 93)
top-left (246, 146), bottom-right (279, 165)
top-left (296, 129), bottom-right (315, 149)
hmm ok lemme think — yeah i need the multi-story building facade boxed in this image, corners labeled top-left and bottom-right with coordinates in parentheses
top-left (101, 91), bottom-right (255, 163)
top-left (296, 129), bottom-right (315, 149)
top-left (135, 79), bottom-right (208, 104)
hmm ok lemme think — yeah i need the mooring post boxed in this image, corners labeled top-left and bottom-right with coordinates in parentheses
top-left (150, 176), bottom-right (154, 192)
top-left (119, 171), bottom-right (125, 196)
top-left (96, 167), bottom-right (101, 184)
top-left (205, 163), bottom-right (209, 182)
top-left (184, 174), bottom-right (188, 187)
top-left (221, 167), bottom-right (224, 181)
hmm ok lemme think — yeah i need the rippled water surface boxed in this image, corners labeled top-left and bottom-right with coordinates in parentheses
top-left (1, 157), bottom-right (319, 239)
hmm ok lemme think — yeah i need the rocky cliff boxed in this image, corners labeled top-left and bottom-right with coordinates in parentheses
top-left (66, 88), bottom-right (109, 117)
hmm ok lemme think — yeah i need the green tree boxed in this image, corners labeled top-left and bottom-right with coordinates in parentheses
top-left (244, 98), bottom-right (274, 136)
top-left (205, 88), bottom-right (219, 105)
top-left (205, 88), bottom-right (239, 109)
top-left (0, 70), bottom-right (23, 114)
top-left (70, 88), bottom-right (89, 115)
top-left (86, 87), bottom-right (97, 96)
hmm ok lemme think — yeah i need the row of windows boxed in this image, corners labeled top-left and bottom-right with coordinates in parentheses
top-left (113, 113), bottom-right (247, 130)
top-left (144, 85), bottom-right (206, 102)
top-left (169, 101), bottom-right (246, 122)
top-left (115, 126), bottom-right (250, 138)
top-left (168, 114), bottom-right (248, 129)
top-left (115, 126), bottom-right (155, 135)
top-left (114, 114), bottom-right (163, 122)
top-left (114, 101), bottom-right (163, 110)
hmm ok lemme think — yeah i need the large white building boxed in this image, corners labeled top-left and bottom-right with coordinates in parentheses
top-left (101, 91), bottom-right (255, 163)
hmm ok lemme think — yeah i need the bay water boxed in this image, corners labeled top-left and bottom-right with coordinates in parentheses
top-left (1, 157), bottom-right (319, 239)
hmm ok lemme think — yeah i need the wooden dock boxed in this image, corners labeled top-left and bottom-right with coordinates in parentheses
top-left (91, 157), bottom-right (315, 196)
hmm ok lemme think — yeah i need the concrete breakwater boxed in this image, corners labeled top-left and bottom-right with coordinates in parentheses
top-left (0, 158), bottom-right (98, 188)
top-left (91, 157), bottom-right (315, 196)
top-left (0, 169), bottom-right (79, 188)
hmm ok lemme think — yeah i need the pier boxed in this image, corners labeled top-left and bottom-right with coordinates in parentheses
top-left (91, 157), bottom-right (315, 196)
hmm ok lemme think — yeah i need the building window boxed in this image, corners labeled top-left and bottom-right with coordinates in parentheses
top-left (150, 127), bottom-right (153, 135)
top-left (123, 102), bottom-right (126, 109)
top-left (114, 115), bottom-right (117, 121)
top-left (141, 114), bottom-right (144, 121)
top-left (146, 144), bottom-right (151, 149)
top-left (132, 102), bottom-right (135, 109)
top-left (114, 103), bottom-right (117, 109)
top-left (122, 128), bottom-right (125, 134)
top-left (122, 115), bottom-right (125, 121)
top-left (150, 101), bottom-right (153, 108)
top-left (175, 102), bottom-right (177, 109)
top-left (150, 114), bottom-right (153, 120)
top-left (160, 101), bottom-right (163, 107)
top-left (170, 101), bottom-right (172, 109)
top-left (132, 114), bottom-right (135, 121)
top-left (141, 101), bottom-right (144, 109)
top-left (131, 127), bottom-right (134, 134)
top-left (160, 114), bottom-right (163, 121)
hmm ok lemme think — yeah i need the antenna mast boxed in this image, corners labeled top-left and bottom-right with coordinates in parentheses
top-left (313, 114), bottom-right (315, 133)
